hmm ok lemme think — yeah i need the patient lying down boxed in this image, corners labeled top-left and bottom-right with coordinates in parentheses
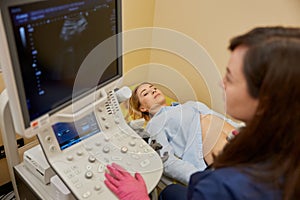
top-left (128, 82), bottom-right (239, 185)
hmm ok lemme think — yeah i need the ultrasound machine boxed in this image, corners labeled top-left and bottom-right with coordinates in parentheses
top-left (0, 0), bottom-right (163, 199)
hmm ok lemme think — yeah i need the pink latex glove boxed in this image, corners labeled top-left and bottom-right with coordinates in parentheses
top-left (104, 163), bottom-right (150, 200)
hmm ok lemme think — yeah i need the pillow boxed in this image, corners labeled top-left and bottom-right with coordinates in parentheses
top-left (119, 85), bottom-right (176, 124)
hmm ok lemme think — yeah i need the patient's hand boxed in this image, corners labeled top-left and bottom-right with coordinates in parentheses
top-left (200, 114), bottom-right (235, 165)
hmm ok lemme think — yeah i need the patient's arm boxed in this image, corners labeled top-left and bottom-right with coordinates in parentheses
top-left (152, 132), bottom-right (201, 185)
top-left (200, 114), bottom-right (236, 165)
top-left (146, 121), bottom-right (204, 185)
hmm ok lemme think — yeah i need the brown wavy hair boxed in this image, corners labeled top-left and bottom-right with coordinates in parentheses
top-left (229, 26), bottom-right (300, 52)
top-left (213, 37), bottom-right (300, 199)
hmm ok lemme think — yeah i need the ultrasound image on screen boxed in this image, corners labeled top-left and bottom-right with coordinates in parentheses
top-left (52, 113), bottom-right (101, 150)
top-left (8, 0), bottom-right (121, 124)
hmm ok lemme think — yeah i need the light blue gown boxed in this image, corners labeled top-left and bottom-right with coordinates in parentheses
top-left (146, 101), bottom-right (238, 184)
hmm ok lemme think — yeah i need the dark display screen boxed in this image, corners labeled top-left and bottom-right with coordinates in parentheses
top-left (6, 0), bottom-right (122, 127)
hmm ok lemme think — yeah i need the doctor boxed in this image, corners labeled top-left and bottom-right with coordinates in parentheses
top-left (104, 27), bottom-right (300, 200)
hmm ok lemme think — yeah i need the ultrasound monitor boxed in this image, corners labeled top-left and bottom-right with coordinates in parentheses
top-left (0, 0), bottom-right (122, 138)
top-left (1, 2), bottom-right (164, 199)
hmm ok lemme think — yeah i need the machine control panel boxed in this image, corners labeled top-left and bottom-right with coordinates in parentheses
top-left (37, 90), bottom-right (163, 199)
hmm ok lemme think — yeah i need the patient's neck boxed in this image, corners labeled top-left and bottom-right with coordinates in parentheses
top-left (149, 104), bottom-right (165, 116)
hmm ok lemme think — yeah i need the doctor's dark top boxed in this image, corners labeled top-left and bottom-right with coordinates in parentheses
top-left (188, 167), bottom-right (281, 200)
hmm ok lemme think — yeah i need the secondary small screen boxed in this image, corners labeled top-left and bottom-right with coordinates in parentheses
top-left (52, 113), bottom-right (100, 150)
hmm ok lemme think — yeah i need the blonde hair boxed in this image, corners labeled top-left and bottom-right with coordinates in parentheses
top-left (128, 82), bottom-right (152, 121)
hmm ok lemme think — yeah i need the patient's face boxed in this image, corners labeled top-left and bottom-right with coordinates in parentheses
top-left (223, 46), bottom-right (258, 124)
top-left (136, 83), bottom-right (166, 113)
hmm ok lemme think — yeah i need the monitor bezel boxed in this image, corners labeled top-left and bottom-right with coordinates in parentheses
top-left (0, 0), bottom-right (123, 138)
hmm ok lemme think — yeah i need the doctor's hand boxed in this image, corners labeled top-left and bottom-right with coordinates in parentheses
top-left (104, 163), bottom-right (150, 200)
